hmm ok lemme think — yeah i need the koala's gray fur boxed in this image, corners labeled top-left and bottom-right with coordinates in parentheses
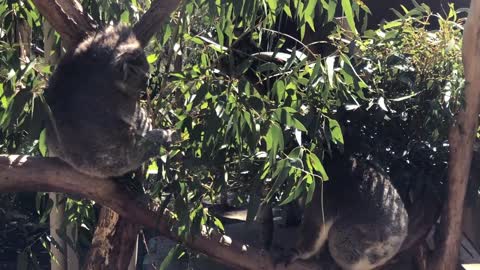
top-left (45, 25), bottom-right (172, 178)
top-left (285, 156), bottom-right (408, 270)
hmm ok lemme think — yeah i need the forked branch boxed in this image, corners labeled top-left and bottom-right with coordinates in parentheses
top-left (31, 0), bottom-right (96, 48)
top-left (31, 0), bottom-right (181, 49)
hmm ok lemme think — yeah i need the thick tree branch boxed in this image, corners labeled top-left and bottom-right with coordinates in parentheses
top-left (133, 0), bottom-right (182, 46)
top-left (429, 0), bottom-right (480, 269)
top-left (31, 0), bottom-right (96, 48)
top-left (0, 155), bottom-right (319, 270)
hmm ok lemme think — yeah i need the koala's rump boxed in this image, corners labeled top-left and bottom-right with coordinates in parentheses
top-left (326, 164), bottom-right (408, 270)
top-left (328, 210), bottom-right (407, 270)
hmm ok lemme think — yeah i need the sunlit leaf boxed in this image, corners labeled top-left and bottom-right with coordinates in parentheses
top-left (341, 0), bottom-right (358, 34)
top-left (120, 10), bottom-right (129, 23)
top-left (39, 129), bottom-right (47, 156)
top-left (266, 122), bottom-right (284, 163)
top-left (307, 153), bottom-right (328, 180)
top-left (162, 24), bottom-right (172, 45)
top-left (147, 54), bottom-right (158, 64)
top-left (267, 159), bottom-right (290, 200)
top-left (305, 174), bottom-right (315, 204)
top-left (326, 56), bottom-right (335, 87)
top-left (267, 0), bottom-right (277, 12)
top-left (328, 119), bottom-right (344, 145)
top-left (159, 245), bottom-right (179, 270)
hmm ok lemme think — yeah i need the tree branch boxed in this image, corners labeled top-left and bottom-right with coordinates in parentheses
top-left (133, 0), bottom-right (182, 47)
top-left (429, 0), bottom-right (480, 269)
top-left (31, 0), bottom-right (96, 48)
top-left (31, 0), bottom-right (181, 49)
top-left (0, 155), bottom-right (319, 270)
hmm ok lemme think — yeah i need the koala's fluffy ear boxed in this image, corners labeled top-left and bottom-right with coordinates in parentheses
top-left (106, 28), bottom-right (149, 96)
top-left (114, 50), bottom-right (149, 96)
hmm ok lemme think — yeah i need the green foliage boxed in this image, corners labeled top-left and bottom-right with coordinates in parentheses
top-left (0, 2), bottom-right (94, 267)
top-left (349, 5), bottom-right (463, 141)
top-left (146, 3), bottom-right (464, 236)
top-left (330, 3), bottom-right (464, 170)
top-left (0, 0), bottom-right (467, 267)
top-left (0, 0), bottom-right (47, 154)
top-left (0, 192), bottom-right (49, 269)
top-left (141, 0), bottom-right (365, 233)
top-left (0, 1), bottom-right (52, 267)
top-left (84, 0), bottom-right (144, 24)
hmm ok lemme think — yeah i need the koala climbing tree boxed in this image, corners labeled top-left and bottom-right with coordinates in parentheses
top-left (45, 24), bottom-right (174, 178)
top-left (279, 156), bottom-right (408, 270)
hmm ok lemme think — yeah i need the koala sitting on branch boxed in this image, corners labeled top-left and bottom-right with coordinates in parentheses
top-left (45, 25), bottom-right (174, 178)
top-left (281, 155), bottom-right (408, 270)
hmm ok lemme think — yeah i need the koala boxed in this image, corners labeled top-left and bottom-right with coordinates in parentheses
top-left (45, 25), bottom-right (173, 178)
top-left (282, 156), bottom-right (408, 270)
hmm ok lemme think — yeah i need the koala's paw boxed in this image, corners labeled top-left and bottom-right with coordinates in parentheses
top-left (273, 247), bottom-right (300, 267)
top-left (166, 129), bottom-right (181, 143)
top-left (145, 129), bottom-right (180, 146)
top-left (137, 128), bottom-right (179, 160)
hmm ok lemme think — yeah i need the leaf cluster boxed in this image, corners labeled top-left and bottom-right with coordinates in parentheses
top-left (0, 0), bottom-right (467, 266)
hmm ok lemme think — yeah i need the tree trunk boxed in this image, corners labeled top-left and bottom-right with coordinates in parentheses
top-left (49, 192), bottom-right (67, 270)
top-left (16, 17), bottom-right (31, 62)
top-left (66, 221), bottom-right (80, 270)
top-left (428, 0), bottom-right (480, 269)
top-left (83, 207), bottom-right (141, 270)
top-left (44, 19), bottom-right (80, 269)
top-left (44, 19), bottom-right (70, 270)
top-left (83, 170), bottom-right (144, 269)
top-left (128, 236), bottom-right (139, 270)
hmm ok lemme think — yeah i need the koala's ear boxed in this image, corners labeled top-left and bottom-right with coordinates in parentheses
top-left (122, 52), bottom-right (148, 77)
top-left (114, 51), bottom-right (149, 95)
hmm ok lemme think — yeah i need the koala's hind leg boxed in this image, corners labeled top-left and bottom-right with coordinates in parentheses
top-left (328, 218), bottom-right (406, 270)
top-left (276, 205), bottom-right (336, 266)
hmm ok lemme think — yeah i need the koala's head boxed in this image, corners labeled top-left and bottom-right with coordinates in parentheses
top-left (68, 24), bottom-right (149, 96)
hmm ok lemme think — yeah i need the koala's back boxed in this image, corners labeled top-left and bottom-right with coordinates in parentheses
top-left (294, 157), bottom-right (408, 270)
top-left (45, 25), bottom-right (150, 177)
